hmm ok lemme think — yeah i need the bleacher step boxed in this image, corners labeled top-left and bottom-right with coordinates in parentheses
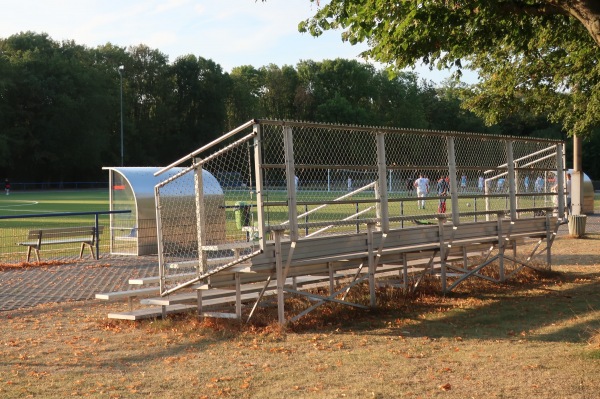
top-left (108, 304), bottom-right (197, 320)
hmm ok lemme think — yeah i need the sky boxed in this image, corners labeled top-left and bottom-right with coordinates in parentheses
top-left (0, 0), bottom-right (477, 84)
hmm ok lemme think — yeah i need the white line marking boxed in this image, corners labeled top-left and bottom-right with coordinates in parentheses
top-left (0, 201), bottom-right (40, 210)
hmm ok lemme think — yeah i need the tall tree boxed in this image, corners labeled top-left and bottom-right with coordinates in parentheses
top-left (171, 55), bottom-right (229, 153)
top-left (125, 44), bottom-right (173, 165)
top-left (370, 71), bottom-right (428, 129)
top-left (226, 65), bottom-right (262, 129)
top-left (295, 58), bottom-right (377, 124)
top-left (0, 32), bottom-right (114, 180)
top-left (258, 64), bottom-right (299, 119)
top-left (299, 1), bottom-right (600, 137)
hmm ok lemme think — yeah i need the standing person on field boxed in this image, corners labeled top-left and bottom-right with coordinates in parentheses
top-left (496, 177), bottom-right (505, 193)
top-left (460, 173), bottom-right (467, 192)
top-left (478, 175), bottom-right (484, 192)
top-left (535, 176), bottom-right (544, 193)
top-left (413, 174), bottom-right (429, 209)
top-left (437, 175), bottom-right (449, 213)
top-left (524, 175), bottom-right (530, 193)
top-left (4, 178), bottom-right (10, 195)
top-left (406, 176), bottom-right (414, 196)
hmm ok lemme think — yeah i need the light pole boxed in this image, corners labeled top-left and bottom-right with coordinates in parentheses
top-left (118, 65), bottom-right (124, 166)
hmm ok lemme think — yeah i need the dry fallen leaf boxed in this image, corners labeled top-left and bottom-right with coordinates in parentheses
top-left (440, 383), bottom-right (452, 391)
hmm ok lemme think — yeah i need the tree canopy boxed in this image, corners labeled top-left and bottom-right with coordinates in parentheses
top-left (299, 1), bottom-right (600, 137)
top-left (3, 31), bottom-right (599, 182)
top-left (0, 32), bottom-right (496, 181)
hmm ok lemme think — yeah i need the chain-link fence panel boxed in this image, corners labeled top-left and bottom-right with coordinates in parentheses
top-left (156, 132), bottom-right (259, 293)
top-left (261, 123), bottom-right (381, 238)
top-left (155, 120), bottom-right (565, 294)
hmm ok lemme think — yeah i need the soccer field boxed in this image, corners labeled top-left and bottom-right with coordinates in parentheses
top-left (0, 190), bottom-right (110, 262)
top-left (0, 189), bottom-right (108, 217)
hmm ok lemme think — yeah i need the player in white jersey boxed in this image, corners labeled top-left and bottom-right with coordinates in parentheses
top-left (413, 174), bottom-right (429, 209)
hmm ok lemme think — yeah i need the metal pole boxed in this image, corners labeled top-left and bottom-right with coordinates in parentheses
top-left (253, 124), bottom-right (267, 250)
top-left (572, 135), bottom-right (582, 215)
top-left (556, 143), bottom-right (565, 218)
top-left (194, 161), bottom-right (207, 274)
top-left (283, 126), bottom-right (298, 241)
top-left (376, 132), bottom-right (389, 233)
top-left (119, 65), bottom-right (124, 167)
top-left (446, 137), bottom-right (459, 225)
top-left (506, 141), bottom-right (517, 221)
top-left (95, 213), bottom-right (100, 259)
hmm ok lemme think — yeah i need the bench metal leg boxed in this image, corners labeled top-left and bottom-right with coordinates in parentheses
top-left (80, 243), bottom-right (96, 259)
top-left (26, 246), bottom-right (40, 262)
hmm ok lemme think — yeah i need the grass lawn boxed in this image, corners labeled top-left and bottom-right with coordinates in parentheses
top-left (0, 190), bottom-right (111, 262)
top-left (0, 189), bottom-right (109, 222)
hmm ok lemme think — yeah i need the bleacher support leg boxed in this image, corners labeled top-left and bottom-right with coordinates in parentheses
top-left (274, 228), bottom-right (285, 325)
top-left (367, 223), bottom-right (376, 307)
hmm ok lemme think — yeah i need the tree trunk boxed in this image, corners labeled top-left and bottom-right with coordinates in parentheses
top-left (562, 0), bottom-right (600, 47)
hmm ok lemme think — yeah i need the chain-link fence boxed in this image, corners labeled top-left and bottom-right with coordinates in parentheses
top-left (155, 120), bottom-right (564, 294)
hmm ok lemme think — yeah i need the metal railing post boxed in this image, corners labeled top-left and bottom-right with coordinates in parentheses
top-left (376, 132), bottom-right (389, 232)
top-left (506, 141), bottom-right (517, 221)
top-left (446, 137), bottom-right (460, 225)
top-left (283, 126), bottom-right (298, 241)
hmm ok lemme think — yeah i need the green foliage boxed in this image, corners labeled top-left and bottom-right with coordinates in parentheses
top-left (2, 27), bottom-right (600, 181)
top-left (299, 1), bottom-right (600, 137)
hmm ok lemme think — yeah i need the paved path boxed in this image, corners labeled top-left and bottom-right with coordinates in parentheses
top-left (0, 256), bottom-right (159, 311)
top-left (1, 214), bottom-right (598, 311)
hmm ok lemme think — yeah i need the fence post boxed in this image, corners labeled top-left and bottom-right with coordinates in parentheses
top-left (376, 132), bottom-right (389, 233)
top-left (556, 142), bottom-right (565, 218)
top-left (400, 200), bottom-right (404, 228)
top-left (193, 158), bottom-right (207, 274)
top-left (95, 213), bottom-right (100, 259)
top-left (356, 202), bottom-right (360, 233)
top-left (283, 126), bottom-right (298, 241)
top-left (253, 123), bottom-right (267, 250)
top-left (506, 141), bottom-right (517, 221)
top-left (305, 204), bottom-right (309, 236)
top-left (446, 137), bottom-right (460, 225)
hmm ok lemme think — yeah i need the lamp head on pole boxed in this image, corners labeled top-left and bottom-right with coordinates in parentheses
top-left (118, 65), bottom-right (124, 75)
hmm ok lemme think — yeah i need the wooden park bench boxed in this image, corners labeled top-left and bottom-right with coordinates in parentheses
top-left (18, 226), bottom-right (104, 262)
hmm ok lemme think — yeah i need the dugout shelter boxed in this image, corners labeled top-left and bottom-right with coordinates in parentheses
top-left (103, 167), bottom-right (224, 255)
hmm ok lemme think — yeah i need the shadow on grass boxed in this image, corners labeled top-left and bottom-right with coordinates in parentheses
top-left (277, 264), bottom-right (600, 346)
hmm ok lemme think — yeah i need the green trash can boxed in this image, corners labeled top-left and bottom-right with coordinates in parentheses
top-left (234, 201), bottom-right (251, 229)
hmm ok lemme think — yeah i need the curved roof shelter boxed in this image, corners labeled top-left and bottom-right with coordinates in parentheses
top-left (103, 167), bottom-right (223, 255)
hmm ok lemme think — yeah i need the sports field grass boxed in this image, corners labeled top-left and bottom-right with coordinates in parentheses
top-left (0, 189), bottom-right (109, 219)
top-left (0, 187), bottom-right (564, 263)
top-left (0, 190), bottom-right (110, 262)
